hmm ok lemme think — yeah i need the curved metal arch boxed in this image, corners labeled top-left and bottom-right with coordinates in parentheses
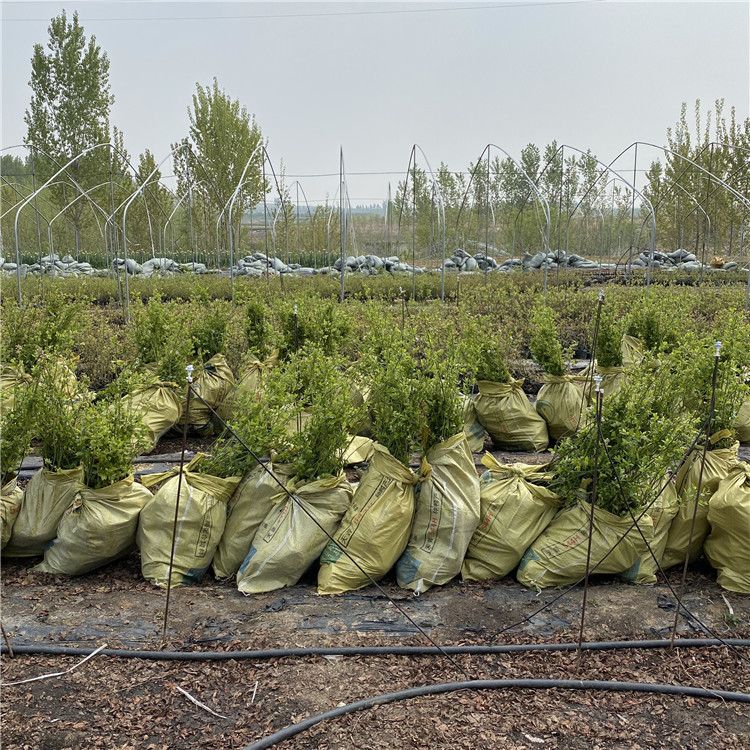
top-left (394, 144), bottom-right (447, 300)
top-left (286, 180), bottom-right (316, 268)
top-left (459, 143), bottom-right (551, 289)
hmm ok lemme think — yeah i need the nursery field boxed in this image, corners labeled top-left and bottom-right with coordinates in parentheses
top-left (2, 271), bottom-right (750, 749)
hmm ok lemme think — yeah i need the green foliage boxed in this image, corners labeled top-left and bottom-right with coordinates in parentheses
top-left (197, 367), bottom-right (294, 478)
top-left (77, 398), bottom-right (148, 490)
top-left (191, 302), bottom-right (229, 362)
top-left (279, 347), bottom-right (364, 482)
top-left (245, 299), bottom-right (272, 359)
top-left (594, 310), bottom-right (623, 368)
top-left (551, 365), bottom-right (698, 516)
top-left (363, 337), bottom-right (424, 466)
top-left (32, 358), bottom-right (89, 472)
top-left (529, 305), bottom-right (567, 376)
top-left (625, 297), bottom-right (679, 353)
top-left (669, 324), bottom-right (749, 450)
top-left (24, 9), bottom-right (114, 244)
top-left (279, 299), bottom-right (351, 359)
top-left (421, 342), bottom-right (463, 452)
top-left (0, 291), bottom-right (86, 370)
top-left (131, 296), bottom-right (192, 383)
top-left (474, 336), bottom-right (510, 383)
top-left (0, 379), bottom-right (37, 484)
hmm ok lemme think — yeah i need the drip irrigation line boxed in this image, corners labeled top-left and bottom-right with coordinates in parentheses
top-left (3, 639), bottom-right (749, 661)
top-left (178, 384), bottom-right (474, 683)
top-left (241, 679), bottom-right (750, 750)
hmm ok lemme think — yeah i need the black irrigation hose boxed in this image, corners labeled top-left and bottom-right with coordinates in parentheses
top-left (3, 638), bottom-right (749, 661)
top-left (242, 679), bottom-right (750, 750)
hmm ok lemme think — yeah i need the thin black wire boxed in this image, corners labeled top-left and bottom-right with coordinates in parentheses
top-left (489, 412), bottom-right (712, 641)
top-left (596, 418), bottom-right (750, 667)
top-left (182, 383), bottom-right (475, 683)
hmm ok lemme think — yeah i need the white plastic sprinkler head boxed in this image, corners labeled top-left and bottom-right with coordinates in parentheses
top-left (598, 290), bottom-right (604, 302)
top-left (594, 375), bottom-right (603, 393)
top-left (399, 286), bottom-right (404, 296)
top-left (293, 305), bottom-right (298, 315)
top-left (186, 364), bottom-right (194, 383)
top-left (714, 341), bottom-right (722, 357)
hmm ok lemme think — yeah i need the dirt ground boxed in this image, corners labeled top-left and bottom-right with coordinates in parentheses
top-left (3, 440), bottom-right (750, 749)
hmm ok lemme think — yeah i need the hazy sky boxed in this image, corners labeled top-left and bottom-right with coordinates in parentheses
top-left (2, 1), bottom-right (749, 204)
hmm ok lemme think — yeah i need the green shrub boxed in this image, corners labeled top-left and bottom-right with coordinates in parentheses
top-left (191, 302), bottom-right (230, 363)
top-left (364, 338), bottom-right (424, 466)
top-left (197, 367), bottom-right (295, 478)
top-left (244, 299), bottom-right (273, 359)
top-left (551, 364), bottom-right (697, 516)
top-left (594, 310), bottom-right (623, 368)
top-left (279, 348), bottom-right (364, 482)
top-left (77, 398), bottom-right (149, 490)
top-left (0, 379), bottom-right (37, 484)
top-left (529, 305), bottom-right (567, 376)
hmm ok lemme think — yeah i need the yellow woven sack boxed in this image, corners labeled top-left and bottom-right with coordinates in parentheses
top-left (0, 365), bottom-right (32, 415)
top-left (33, 475), bottom-right (152, 575)
top-left (704, 462), bottom-right (750, 593)
top-left (237, 472), bottom-right (353, 594)
top-left (175, 354), bottom-right (235, 436)
top-left (123, 382), bottom-right (182, 451)
top-left (535, 375), bottom-right (584, 442)
top-left (461, 393), bottom-right (486, 453)
top-left (212, 461), bottom-right (295, 580)
top-left (343, 436), bottom-right (375, 465)
top-left (735, 400), bottom-right (750, 443)
top-left (462, 457), bottom-right (560, 581)
top-left (574, 365), bottom-right (627, 405)
top-left (217, 350), bottom-right (279, 422)
top-left (634, 475), bottom-right (679, 584)
top-left (473, 379), bottom-right (549, 452)
top-left (620, 334), bottom-right (645, 368)
top-left (3, 466), bottom-right (84, 557)
top-left (1, 475), bottom-right (24, 549)
top-left (138, 456), bottom-right (240, 587)
top-left (516, 500), bottom-right (654, 589)
top-left (318, 444), bottom-right (418, 594)
top-left (396, 433), bottom-right (481, 593)
top-left (661, 440), bottom-right (739, 570)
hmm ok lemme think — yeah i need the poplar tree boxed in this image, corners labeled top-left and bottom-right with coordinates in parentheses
top-left (24, 10), bottom-right (114, 257)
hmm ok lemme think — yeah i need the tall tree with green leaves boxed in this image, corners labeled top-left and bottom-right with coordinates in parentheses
top-left (172, 79), bottom-right (264, 261)
top-left (24, 10), bottom-right (114, 258)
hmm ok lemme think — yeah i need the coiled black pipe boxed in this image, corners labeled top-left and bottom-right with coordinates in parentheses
top-left (241, 678), bottom-right (750, 750)
top-left (2, 638), bottom-right (749, 661)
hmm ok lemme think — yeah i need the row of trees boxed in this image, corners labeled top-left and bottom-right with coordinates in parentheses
top-left (2, 11), bottom-right (748, 269)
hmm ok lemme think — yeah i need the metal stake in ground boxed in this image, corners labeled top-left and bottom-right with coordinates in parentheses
top-left (575, 290), bottom-right (604, 435)
top-left (670, 341), bottom-right (722, 648)
top-left (162, 364), bottom-right (194, 642)
top-left (577, 375), bottom-right (603, 668)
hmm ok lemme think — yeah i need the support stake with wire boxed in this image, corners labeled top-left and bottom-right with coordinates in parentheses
top-left (670, 341), bottom-right (721, 648)
top-left (162, 364), bottom-right (194, 642)
top-left (577, 375), bottom-right (603, 668)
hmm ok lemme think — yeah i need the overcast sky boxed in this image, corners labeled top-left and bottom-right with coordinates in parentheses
top-left (2, 0), bottom-right (749, 205)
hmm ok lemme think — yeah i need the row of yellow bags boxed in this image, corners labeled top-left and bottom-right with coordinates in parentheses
top-left (2, 435), bottom-right (749, 594)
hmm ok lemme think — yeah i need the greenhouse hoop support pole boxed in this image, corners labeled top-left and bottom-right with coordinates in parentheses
top-left (670, 342), bottom-right (721, 648)
top-left (227, 144), bottom-right (263, 301)
top-left (122, 144), bottom-right (190, 321)
top-left (163, 365), bottom-right (194, 640)
top-left (340, 148), bottom-right (347, 303)
top-left (577, 375), bottom-right (603, 666)
top-left (12, 141), bottom-right (112, 306)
